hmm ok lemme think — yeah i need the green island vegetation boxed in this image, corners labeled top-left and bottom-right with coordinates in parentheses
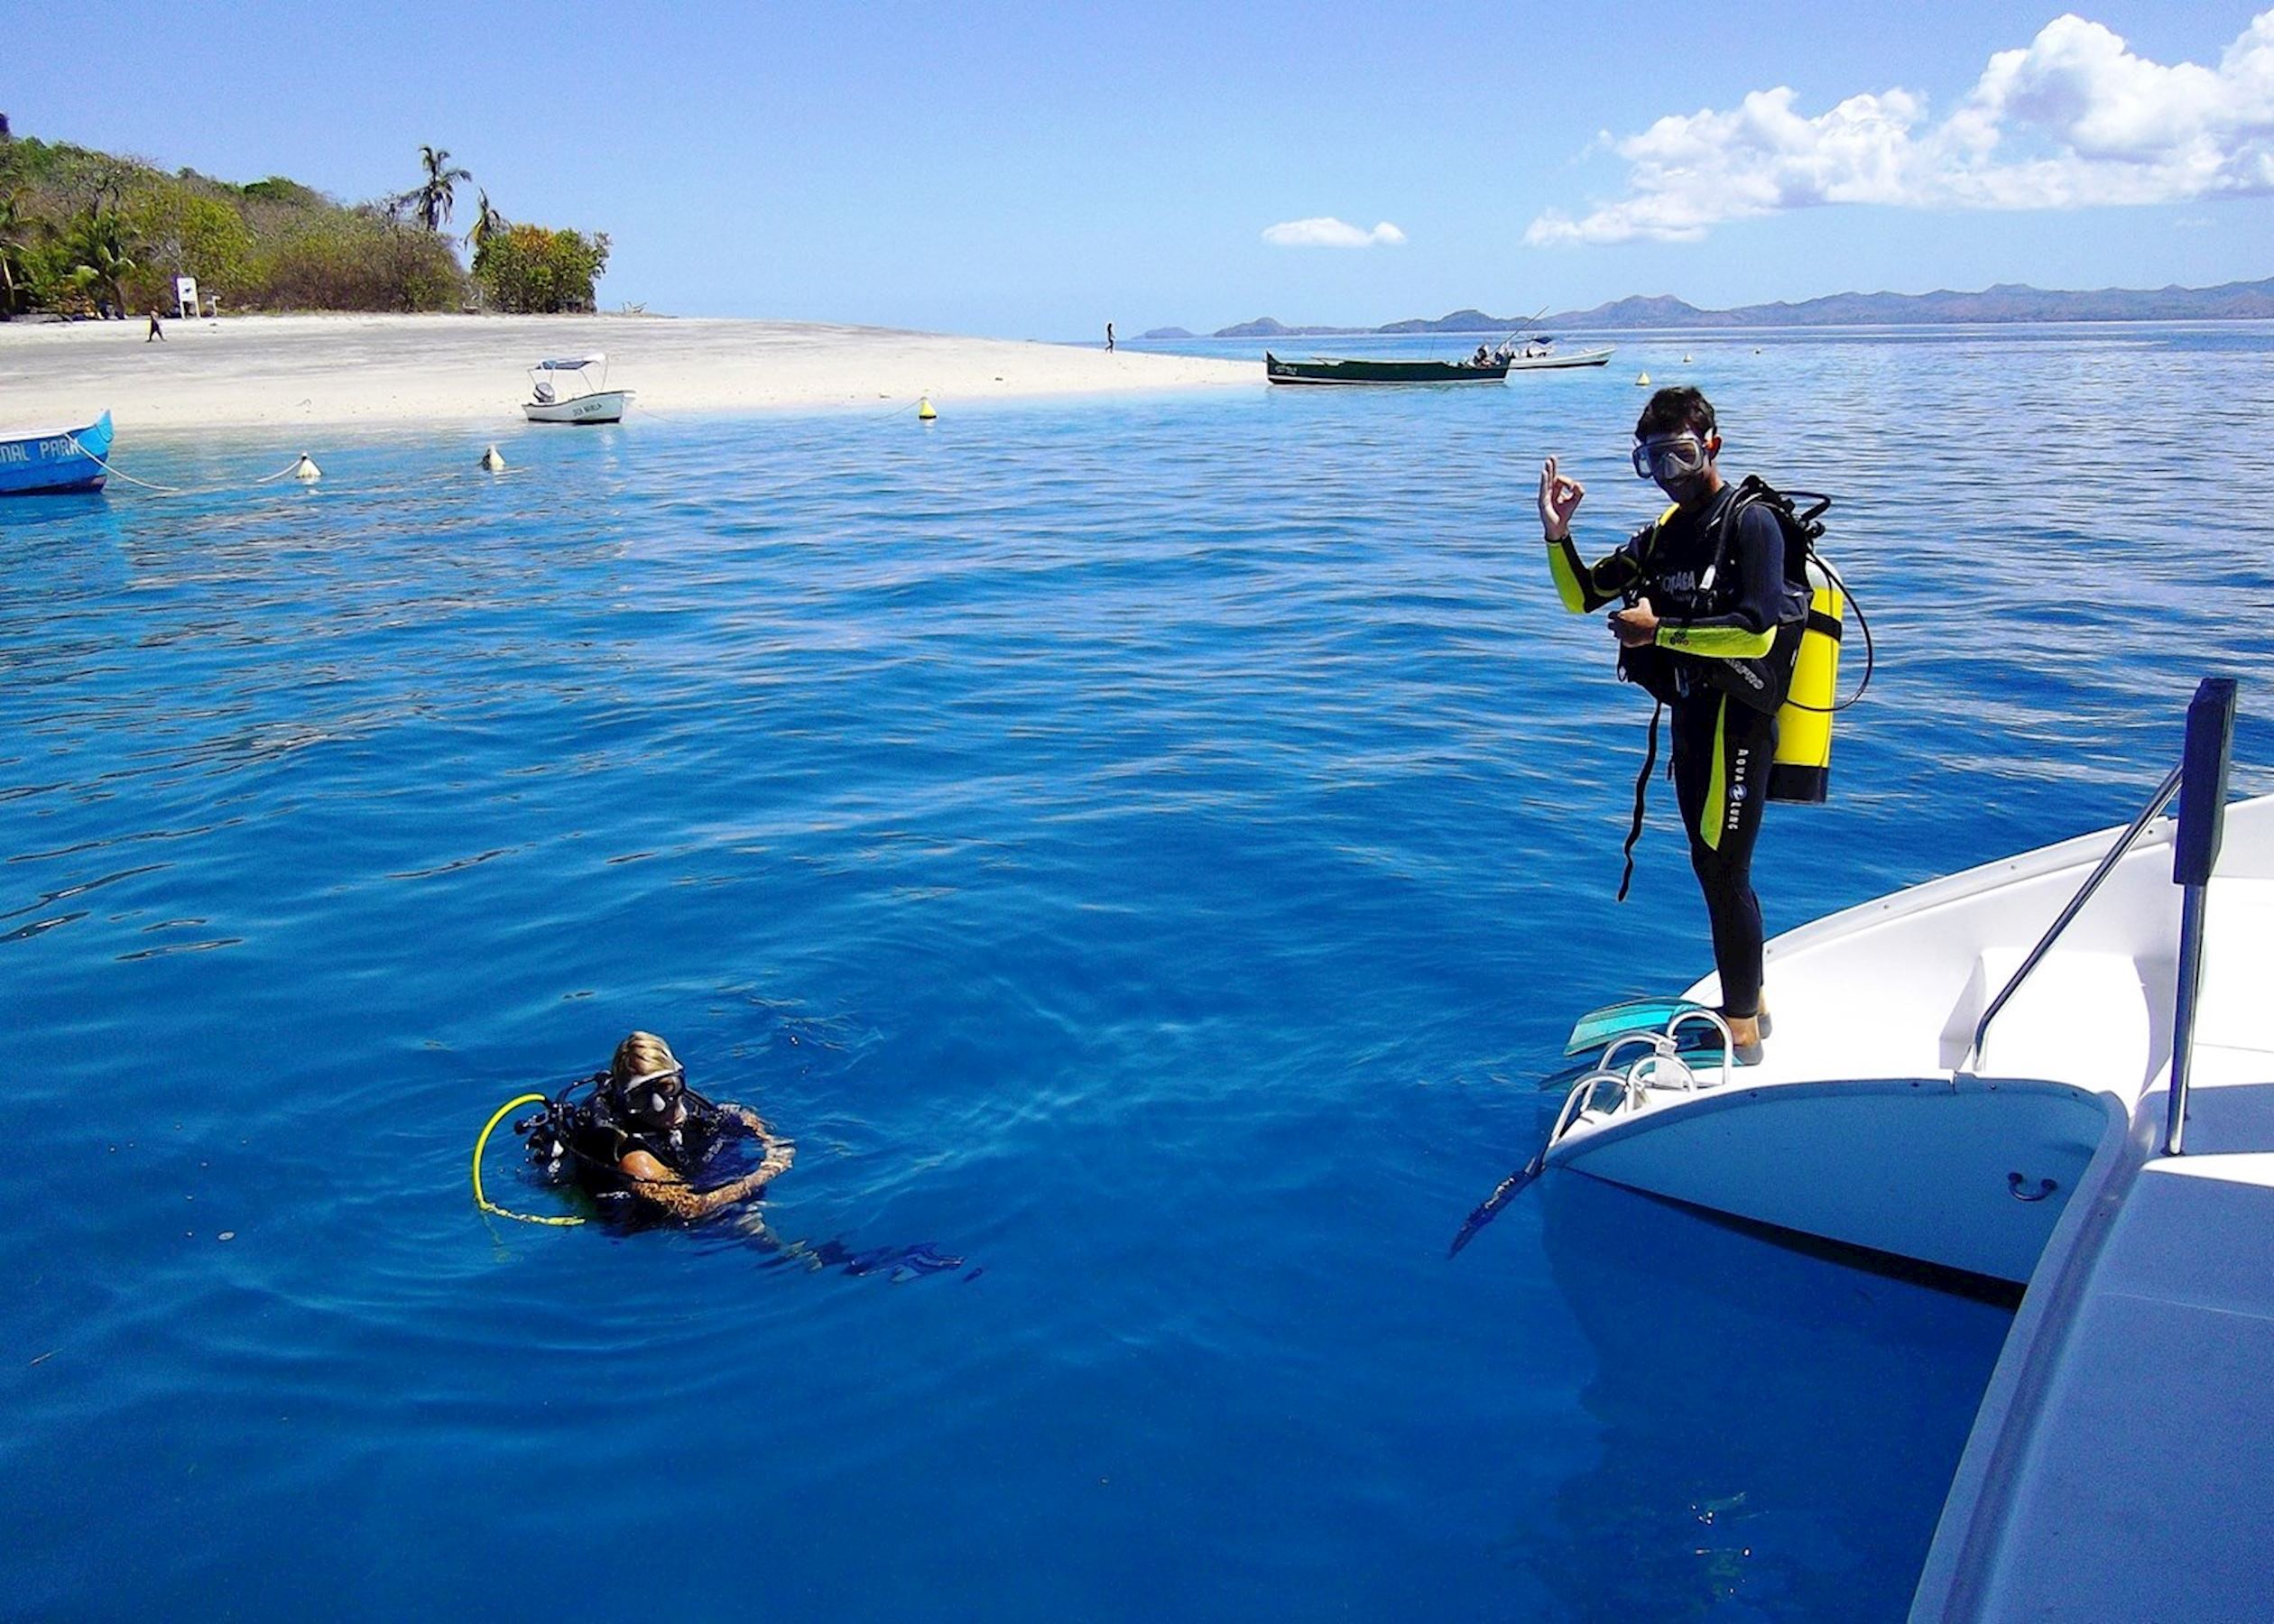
top-left (0, 116), bottom-right (611, 318)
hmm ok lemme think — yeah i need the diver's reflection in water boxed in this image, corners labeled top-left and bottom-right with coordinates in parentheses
top-left (1510, 1173), bottom-right (2013, 1622)
top-left (726, 1205), bottom-right (973, 1283)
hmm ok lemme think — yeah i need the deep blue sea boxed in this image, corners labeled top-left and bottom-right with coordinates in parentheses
top-left (6, 324), bottom-right (2272, 1622)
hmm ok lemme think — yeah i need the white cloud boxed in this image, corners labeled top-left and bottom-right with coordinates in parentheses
top-left (1528, 10), bottom-right (2274, 245)
top-left (1262, 217), bottom-right (1408, 248)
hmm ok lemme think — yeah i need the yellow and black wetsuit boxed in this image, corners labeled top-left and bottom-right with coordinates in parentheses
top-left (1548, 484), bottom-right (1807, 1018)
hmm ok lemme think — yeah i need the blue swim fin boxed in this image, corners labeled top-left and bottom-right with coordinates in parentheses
top-left (1564, 996), bottom-right (1713, 1057)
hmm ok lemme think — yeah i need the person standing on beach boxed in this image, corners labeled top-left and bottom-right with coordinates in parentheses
top-left (1536, 387), bottom-right (1807, 1065)
top-left (145, 309), bottom-right (165, 342)
top-left (1105, 321), bottom-right (1114, 353)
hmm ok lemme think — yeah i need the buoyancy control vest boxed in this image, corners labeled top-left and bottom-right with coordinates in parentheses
top-left (1615, 475), bottom-right (1850, 802)
top-left (521, 1073), bottom-right (733, 1196)
top-left (1610, 477), bottom-right (1863, 896)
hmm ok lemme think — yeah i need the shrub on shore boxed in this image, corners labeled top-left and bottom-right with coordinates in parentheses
top-left (0, 126), bottom-right (609, 318)
top-left (252, 209), bottom-right (468, 312)
top-left (472, 224), bottom-right (612, 314)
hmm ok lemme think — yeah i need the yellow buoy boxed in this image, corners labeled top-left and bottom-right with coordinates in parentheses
top-left (479, 445), bottom-right (507, 473)
top-left (292, 453), bottom-right (322, 483)
top-left (917, 397), bottom-right (938, 420)
top-left (1634, 372), bottom-right (1651, 387)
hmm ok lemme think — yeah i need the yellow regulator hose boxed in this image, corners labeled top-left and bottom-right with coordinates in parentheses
top-left (472, 1093), bottom-right (586, 1227)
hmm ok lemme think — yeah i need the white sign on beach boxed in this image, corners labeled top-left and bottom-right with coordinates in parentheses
top-left (175, 276), bottom-right (199, 318)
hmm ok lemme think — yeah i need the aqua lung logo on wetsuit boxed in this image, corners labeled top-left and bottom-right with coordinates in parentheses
top-left (1725, 743), bottom-right (1753, 835)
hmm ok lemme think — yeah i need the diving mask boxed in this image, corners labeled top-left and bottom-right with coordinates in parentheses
top-left (1632, 433), bottom-right (1714, 481)
top-left (615, 1063), bottom-right (688, 1128)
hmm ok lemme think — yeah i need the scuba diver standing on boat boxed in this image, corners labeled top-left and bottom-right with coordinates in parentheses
top-left (1537, 387), bottom-right (1810, 1065)
top-left (519, 1031), bottom-right (794, 1221)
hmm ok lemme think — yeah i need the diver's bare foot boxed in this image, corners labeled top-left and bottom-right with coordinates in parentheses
top-left (1724, 1013), bottom-right (1764, 1066)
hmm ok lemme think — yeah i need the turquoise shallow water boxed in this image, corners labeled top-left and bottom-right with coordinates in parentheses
top-left (6, 325), bottom-right (2272, 1621)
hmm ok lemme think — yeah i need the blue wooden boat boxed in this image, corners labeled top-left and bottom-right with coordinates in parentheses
top-left (0, 411), bottom-right (114, 494)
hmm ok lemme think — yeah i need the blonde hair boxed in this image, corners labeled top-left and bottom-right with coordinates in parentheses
top-left (610, 1030), bottom-right (680, 1086)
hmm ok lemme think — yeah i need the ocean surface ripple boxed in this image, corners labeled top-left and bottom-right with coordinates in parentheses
top-left (5, 324), bottom-right (2271, 1622)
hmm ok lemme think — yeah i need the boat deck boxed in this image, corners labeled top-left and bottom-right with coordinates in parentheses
top-left (1912, 1128), bottom-right (2274, 1619)
top-left (1915, 864), bottom-right (2274, 1619)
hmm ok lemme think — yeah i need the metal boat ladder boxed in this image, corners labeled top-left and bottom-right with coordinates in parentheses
top-left (1540, 1008), bottom-right (1737, 1158)
top-left (1447, 1009), bottom-right (1740, 1255)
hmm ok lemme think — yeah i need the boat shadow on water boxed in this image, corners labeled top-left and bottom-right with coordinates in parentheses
top-left (1498, 1172), bottom-right (2015, 1622)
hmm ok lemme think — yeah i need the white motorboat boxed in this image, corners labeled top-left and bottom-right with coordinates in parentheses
top-left (1508, 678), bottom-right (2274, 1620)
top-left (1499, 341), bottom-right (1613, 371)
top-left (522, 355), bottom-right (633, 424)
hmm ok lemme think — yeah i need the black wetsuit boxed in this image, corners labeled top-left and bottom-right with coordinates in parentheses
top-left (536, 1089), bottom-right (736, 1204)
top-left (1547, 483), bottom-right (1807, 1017)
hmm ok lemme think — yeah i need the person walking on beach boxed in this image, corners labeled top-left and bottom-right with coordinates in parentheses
top-left (145, 308), bottom-right (165, 342)
top-left (1105, 321), bottom-right (1114, 353)
top-left (1536, 387), bottom-right (1808, 1064)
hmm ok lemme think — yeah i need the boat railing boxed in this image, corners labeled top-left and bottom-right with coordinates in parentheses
top-left (1959, 762), bottom-right (2184, 1075)
top-left (1959, 678), bottom-right (2237, 1160)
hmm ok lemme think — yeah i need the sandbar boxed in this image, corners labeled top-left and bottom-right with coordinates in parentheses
top-left (0, 313), bottom-right (1255, 435)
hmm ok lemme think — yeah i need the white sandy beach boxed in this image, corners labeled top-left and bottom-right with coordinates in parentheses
top-left (0, 313), bottom-right (1255, 434)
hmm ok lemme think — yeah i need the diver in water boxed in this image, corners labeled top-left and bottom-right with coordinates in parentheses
top-left (521, 1031), bottom-right (794, 1221)
top-left (1537, 387), bottom-right (1809, 1064)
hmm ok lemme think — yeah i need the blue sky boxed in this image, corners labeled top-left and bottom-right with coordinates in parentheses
top-left (12, 1), bottom-right (2273, 337)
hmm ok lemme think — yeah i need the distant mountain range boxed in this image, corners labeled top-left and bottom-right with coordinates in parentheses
top-left (1137, 277), bottom-right (2274, 340)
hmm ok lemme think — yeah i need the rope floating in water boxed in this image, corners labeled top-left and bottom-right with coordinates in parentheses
top-left (63, 432), bottom-right (319, 497)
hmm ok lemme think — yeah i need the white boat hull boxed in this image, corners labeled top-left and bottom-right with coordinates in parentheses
top-left (1554, 1075), bottom-right (2117, 1283)
top-left (522, 390), bottom-right (633, 425)
top-left (1503, 346), bottom-right (1613, 370)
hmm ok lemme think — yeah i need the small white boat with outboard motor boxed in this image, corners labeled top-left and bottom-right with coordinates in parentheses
top-left (1497, 337), bottom-right (1613, 371)
top-left (522, 355), bottom-right (633, 424)
top-left (1458, 678), bottom-right (2274, 1620)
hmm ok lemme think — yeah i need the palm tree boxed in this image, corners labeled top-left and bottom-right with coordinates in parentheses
top-left (465, 189), bottom-right (509, 257)
top-left (0, 190), bottom-right (27, 315)
top-left (411, 145), bottom-right (473, 235)
top-left (69, 207), bottom-right (136, 316)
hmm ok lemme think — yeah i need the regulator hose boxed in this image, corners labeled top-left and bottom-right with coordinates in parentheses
top-left (471, 1093), bottom-right (586, 1227)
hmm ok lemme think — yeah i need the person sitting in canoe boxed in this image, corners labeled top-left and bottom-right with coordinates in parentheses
top-left (520, 1030), bottom-right (793, 1221)
top-left (1473, 344), bottom-right (1492, 366)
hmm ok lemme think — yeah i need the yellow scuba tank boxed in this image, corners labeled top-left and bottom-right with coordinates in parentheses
top-left (1769, 557), bottom-right (1844, 804)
